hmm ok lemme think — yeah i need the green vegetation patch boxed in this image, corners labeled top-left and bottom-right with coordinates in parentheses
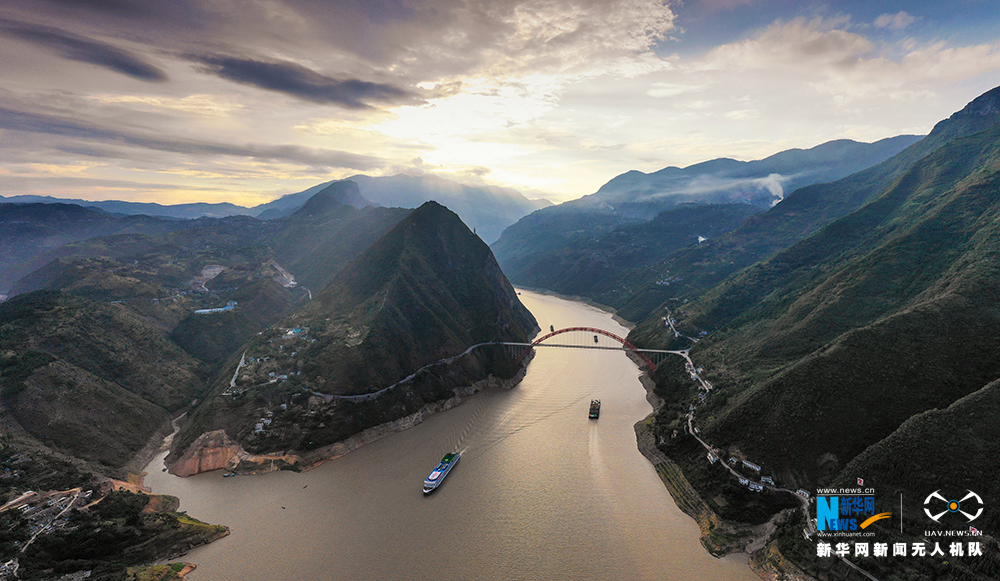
top-left (0, 351), bottom-right (55, 397)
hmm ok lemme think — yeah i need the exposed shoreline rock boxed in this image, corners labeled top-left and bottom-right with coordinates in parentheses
top-left (168, 429), bottom-right (247, 477)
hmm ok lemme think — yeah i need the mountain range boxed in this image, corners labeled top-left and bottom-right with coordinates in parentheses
top-left (1, 172), bottom-right (549, 246)
top-left (491, 136), bottom-right (921, 309)
top-left (0, 187), bottom-right (536, 467)
top-left (622, 86), bottom-right (1000, 579)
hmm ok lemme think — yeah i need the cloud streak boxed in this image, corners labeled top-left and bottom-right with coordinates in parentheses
top-left (0, 18), bottom-right (166, 81)
top-left (0, 106), bottom-right (383, 170)
top-left (874, 12), bottom-right (916, 31)
top-left (188, 54), bottom-right (419, 109)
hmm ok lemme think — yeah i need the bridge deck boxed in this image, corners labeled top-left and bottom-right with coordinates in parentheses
top-left (499, 342), bottom-right (685, 355)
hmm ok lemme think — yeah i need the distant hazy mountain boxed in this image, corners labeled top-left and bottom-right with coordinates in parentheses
top-left (570, 136), bottom-right (922, 216)
top-left (2, 173), bottom-right (548, 245)
top-left (251, 179), bottom-right (374, 220)
top-left (286, 180), bottom-right (371, 217)
top-left (0, 203), bottom-right (190, 295)
top-left (251, 173), bottom-right (550, 243)
top-left (0, 195), bottom-right (249, 219)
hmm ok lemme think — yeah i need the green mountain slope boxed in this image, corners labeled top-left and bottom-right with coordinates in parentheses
top-left (502, 203), bottom-right (761, 301)
top-left (836, 377), bottom-right (1000, 532)
top-left (0, 291), bottom-right (205, 470)
top-left (630, 92), bottom-right (1000, 490)
top-left (170, 202), bottom-right (537, 463)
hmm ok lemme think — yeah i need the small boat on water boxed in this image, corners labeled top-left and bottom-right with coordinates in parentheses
top-left (423, 452), bottom-right (460, 494)
top-left (589, 399), bottom-right (601, 419)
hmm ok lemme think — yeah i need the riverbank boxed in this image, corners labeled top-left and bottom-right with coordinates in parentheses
top-left (164, 364), bottom-right (530, 478)
top-left (633, 418), bottom-right (781, 557)
top-left (631, 363), bottom-right (810, 580)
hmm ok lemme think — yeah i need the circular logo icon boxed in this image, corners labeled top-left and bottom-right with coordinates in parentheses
top-left (924, 490), bottom-right (983, 523)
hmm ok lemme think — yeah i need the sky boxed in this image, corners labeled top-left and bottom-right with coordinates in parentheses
top-left (1, 1), bottom-right (999, 206)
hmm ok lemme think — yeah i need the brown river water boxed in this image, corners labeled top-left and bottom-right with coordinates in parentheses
top-left (144, 290), bottom-right (758, 581)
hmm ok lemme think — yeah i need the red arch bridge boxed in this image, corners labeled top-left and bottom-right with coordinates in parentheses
top-left (499, 326), bottom-right (688, 371)
top-left (323, 327), bottom-right (692, 402)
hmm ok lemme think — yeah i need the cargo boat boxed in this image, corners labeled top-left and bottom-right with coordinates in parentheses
top-left (423, 452), bottom-right (460, 494)
top-left (589, 399), bottom-right (601, 419)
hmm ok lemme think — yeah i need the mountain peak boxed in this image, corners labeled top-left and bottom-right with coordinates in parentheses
top-left (292, 180), bottom-right (370, 217)
top-left (954, 85), bottom-right (1000, 118)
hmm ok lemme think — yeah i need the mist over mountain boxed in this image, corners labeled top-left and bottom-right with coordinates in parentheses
top-left (492, 136), bottom-right (922, 314)
top-left (607, 86), bottom-right (1000, 322)
top-left (565, 135), bottom-right (922, 216)
top-left (252, 173), bottom-right (550, 243)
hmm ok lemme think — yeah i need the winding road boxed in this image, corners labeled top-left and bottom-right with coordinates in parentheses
top-left (667, 311), bottom-right (880, 581)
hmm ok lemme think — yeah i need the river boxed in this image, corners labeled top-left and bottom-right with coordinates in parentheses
top-left (144, 290), bottom-right (758, 581)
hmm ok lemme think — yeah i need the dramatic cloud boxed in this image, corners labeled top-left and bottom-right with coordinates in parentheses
top-left (188, 54), bottom-right (419, 109)
top-left (0, 106), bottom-right (383, 170)
top-left (0, 18), bottom-right (166, 81)
top-left (0, 1), bottom-right (999, 205)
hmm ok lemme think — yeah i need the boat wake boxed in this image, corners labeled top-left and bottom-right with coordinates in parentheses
top-left (452, 391), bottom-right (588, 459)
